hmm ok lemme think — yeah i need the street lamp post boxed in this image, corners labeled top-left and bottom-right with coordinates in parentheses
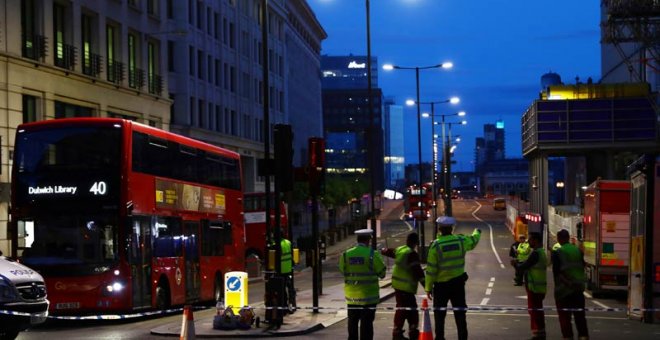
top-left (443, 120), bottom-right (467, 217)
top-left (383, 62), bottom-right (453, 260)
top-left (418, 101), bottom-right (461, 231)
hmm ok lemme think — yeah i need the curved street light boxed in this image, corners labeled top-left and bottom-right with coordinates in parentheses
top-left (382, 62), bottom-right (454, 260)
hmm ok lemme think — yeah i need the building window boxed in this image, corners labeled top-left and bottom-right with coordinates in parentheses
top-left (215, 105), bottom-right (222, 132)
top-left (229, 22), bottom-right (235, 49)
top-left (81, 13), bottom-right (100, 77)
top-left (214, 13), bottom-right (219, 39)
top-left (223, 63), bottom-right (229, 90)
top-left (55, 101), bottom-right (93, 118)
top-left (21, 0), bottom-right (45, 61)
top-left (147, 41), bottom-right (162, 95)
top-left (167, 0), bottom-right (173, 19)
top-left (188, 0), bottom-right (194, 24)
top-left (106, 24), bottom-right (123, 83)
top-left (207, 55), bottom-right (212, 83)
top-left (168, 40), bottom-right (175, 72)
top-left (223, 18), bottom-right (228, 45)
top-left (108, 112), bottom-right (137, 121)
top-left (189, 46), bottom-right (194, 76)
top-left (197, 50), bottom-right (204, 79)
top-left (196, 2), bottom-right (203, 30)
top-left (190, 97), bottom-right (195, 125)
top-left (128, 34), bottom-right (138, 88)
top-left (230, 66), bottom-right (236, 93)
top-left (147, 0), bottom-right (157, 16)
top-left (198, 99), bottom-right (204, 127)
top-left (215, 59), bottom-right (220, 86)
top-left (22, 95), bottom-right (38, 123)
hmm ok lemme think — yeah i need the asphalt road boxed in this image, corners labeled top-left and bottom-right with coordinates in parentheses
top-left (17, 199), bottom-right (660, 339)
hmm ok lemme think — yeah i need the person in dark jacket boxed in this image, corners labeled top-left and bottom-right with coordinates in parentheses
top-left (381, 232), bottom-right (425, 340)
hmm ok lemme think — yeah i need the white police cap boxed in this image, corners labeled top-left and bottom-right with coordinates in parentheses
top-left (355, 228), bottom-right (374, 236)
top-left (436, 216), bottom-right (457, 226)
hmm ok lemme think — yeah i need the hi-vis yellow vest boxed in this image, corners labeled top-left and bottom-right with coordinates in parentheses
top-left (391, 245), bottom-right (418, 293)
top-left (339, 244), bottom-right (386, 305)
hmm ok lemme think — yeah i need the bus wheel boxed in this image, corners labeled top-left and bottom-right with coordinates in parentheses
top-left (156, 280), bottom-right (171, 310)
top-left (214, 274), bottom-right (224, 303)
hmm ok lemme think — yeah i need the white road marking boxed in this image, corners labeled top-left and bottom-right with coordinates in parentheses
top-left (591, 299), bottom-right (610, 309)
top-left (394, 219), bottom-right (414, 237)
top-left (480, 298), bottom-right (490, 305)
top-left (471, 201), bottom-right (506, 269)
top-left (488, 282), bottom-right (494, 288)
top-left (485, 288), bottom-right (492, 295)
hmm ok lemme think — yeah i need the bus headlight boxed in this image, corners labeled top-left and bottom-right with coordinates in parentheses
top-left (105, 281), bottom-right (125, 294)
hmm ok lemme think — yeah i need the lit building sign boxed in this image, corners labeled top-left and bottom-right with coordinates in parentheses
top-left (348, 61), bottom-right (366, 69)
top-left (496, 120), bottom-right (504, 129)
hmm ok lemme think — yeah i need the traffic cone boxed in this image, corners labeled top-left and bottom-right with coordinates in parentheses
top-left (419, 298), bottom-right (433, 340)
top-left (180, 305), bottom-right (196, 340)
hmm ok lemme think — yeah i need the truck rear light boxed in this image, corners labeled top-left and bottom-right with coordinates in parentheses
top-left (655, 263), bottom-right (660, 283)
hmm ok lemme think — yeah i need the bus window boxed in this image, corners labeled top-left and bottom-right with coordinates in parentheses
top-left (152, 216), bottom-right (182, 258)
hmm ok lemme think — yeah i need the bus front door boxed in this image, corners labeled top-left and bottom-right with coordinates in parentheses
top-left (183, 221), bottom-right (201, 302)
top-left (130, 217), bottom-right (152, 309)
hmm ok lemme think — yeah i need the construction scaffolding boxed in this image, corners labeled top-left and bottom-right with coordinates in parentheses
top-left (602, 0), bottom-right (660, 76)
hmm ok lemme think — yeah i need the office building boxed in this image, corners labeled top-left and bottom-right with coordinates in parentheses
top-left (167, 0), bottom-right (325, 191)
top-left (0, 0), bottom-right (172, 255)
top-left (321, 55), bottom-right (385, 191)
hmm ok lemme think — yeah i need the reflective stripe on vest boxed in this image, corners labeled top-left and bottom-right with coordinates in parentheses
top-left (430, 235), bottom-right (466, 282)
top-left (391, 245), bottom-right (417, 293)
top-left (342, 246), bottom-right (380, 306)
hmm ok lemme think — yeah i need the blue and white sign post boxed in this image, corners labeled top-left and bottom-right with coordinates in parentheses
top-left (225, 271), bottom-right (248, 314)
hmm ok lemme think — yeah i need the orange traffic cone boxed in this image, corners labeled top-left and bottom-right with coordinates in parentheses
top-left (419, 298), bottom-right (433, 340)
top-left (180, 305), bottom-right (196, 340)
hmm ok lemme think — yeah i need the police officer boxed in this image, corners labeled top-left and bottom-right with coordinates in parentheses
top-left (511, 232), bottom-right (547, 339)
top-left (425, 216), bottom-right (481, 340)
top-left (381, 232), bottom-right (425, 340)
top-left (339, 228), bottom-right (386, 340)
top-left (552, 229), bottom-right (589, 340)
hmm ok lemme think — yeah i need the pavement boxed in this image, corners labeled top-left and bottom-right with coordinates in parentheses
top-left (150, 201), bottom-right (402, 338)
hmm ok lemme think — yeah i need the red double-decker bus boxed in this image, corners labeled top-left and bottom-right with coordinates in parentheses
top-left (10, 118), bottom-right (245, 314)
top-left (243, 192), bottom-right (288, 258)
top-left (405, 184), bottom-right (432, 221)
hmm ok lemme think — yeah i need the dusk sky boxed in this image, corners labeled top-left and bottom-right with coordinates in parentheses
top-left (308, 0), bottom-right (602, 172)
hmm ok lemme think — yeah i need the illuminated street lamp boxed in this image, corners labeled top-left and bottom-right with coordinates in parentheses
top-left (382, 62), bottom-right (454, 260)
top-left (420, 107), bottom-right (463, 226)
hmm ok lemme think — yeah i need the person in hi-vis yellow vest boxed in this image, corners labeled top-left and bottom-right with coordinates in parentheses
top-left (339, 228), bottom-right (386, 340)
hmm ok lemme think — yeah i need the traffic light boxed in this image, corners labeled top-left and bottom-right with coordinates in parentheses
top-left (308, 137), bottom-right (325, 195)
top-left (274, 124), bottom-right (294, 191)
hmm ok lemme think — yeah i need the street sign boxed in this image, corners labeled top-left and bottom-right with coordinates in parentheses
top-left (225, 271), bottom-right (248, 313)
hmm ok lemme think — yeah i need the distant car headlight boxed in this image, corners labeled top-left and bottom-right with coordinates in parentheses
top-left (0, 276), bottom-right (19, 303)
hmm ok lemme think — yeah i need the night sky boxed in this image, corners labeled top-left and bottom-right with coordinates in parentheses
top-left (308, 0), bottom-right (602, 172)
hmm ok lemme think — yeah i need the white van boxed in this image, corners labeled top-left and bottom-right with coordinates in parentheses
top-left (0, 256), bottom-right (49, 339)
